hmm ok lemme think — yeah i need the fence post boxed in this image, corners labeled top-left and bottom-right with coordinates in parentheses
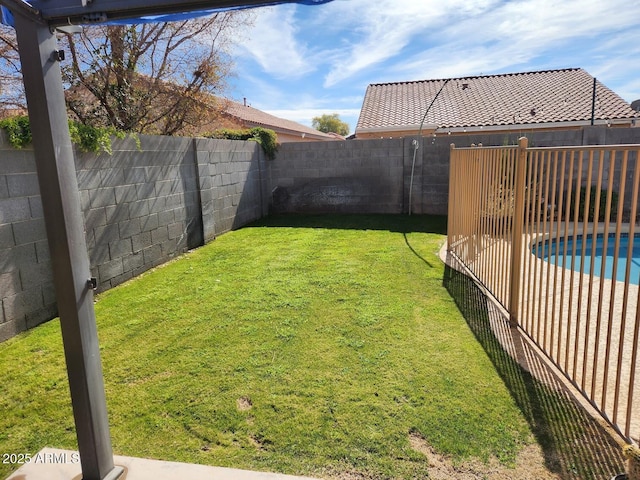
top-left (448, 143), bottom-right (456, 248)
top-left (509, 137), bottom-right (528, 326)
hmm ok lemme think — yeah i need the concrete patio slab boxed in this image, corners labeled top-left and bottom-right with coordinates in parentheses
top-left (5, 448), bottom-right (320, 480)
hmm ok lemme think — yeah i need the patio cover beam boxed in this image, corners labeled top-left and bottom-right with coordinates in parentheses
top-left (12, 11), bottom-right (124, 480)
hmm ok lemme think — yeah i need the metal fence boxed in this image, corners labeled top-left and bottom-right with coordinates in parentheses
top-left (448, 137), bottom-right (640, 443)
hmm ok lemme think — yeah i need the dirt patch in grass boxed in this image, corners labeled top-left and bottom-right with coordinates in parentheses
top-left (408, 432), bottom-right (559, 480)
top-left (236, 396), bottom-right (253, 411)
top-left (321, 432), bottom-right (560, 480)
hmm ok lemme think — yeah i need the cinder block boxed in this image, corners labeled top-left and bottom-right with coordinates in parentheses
top-left (41, 281), bottom-right (56, 305)
top-left (145, 166), bottom-right (163, 182)
top-left (0, 243), bottom-right (37, 271)
top-left (0, 270), bottom-right (20, 297)
top-left (124, 167), bottom-right (146, 184)
top-left (155, 180), bottom-right (176, 197)
top-left (109, 238), bottom-right (133, 259)
top-left (110, 270), bottom-right (134, 288)
top-left (197, 162), bottom-right (211, 178)
top-left (122, 251), bottom-right (144, 272)
top-left (79, 190), bottom-right (91, 211)
top-left (3, 287), bottom-right (44, 320)
top-left (76, 168), bottom-right (102, 190)
top-left (164, 194), bottom-right (183, 210)
top-left (20, 261), bottom-right (53, 290)
top-left (118, 218), bottom-right (142, 238)
top-left (167, 221), bottom-right (185, 240)
top-left (12, 218), bottom-right (46, 245)
top-left (115, 185), bottom-right (138, 203)
top-left (200, 189), bottom-right (214, 205)
top-left (105, 204), bottom-right (130, 224)
top-left (131, 231), bottom-right (152, 252)
top-left (84, 207), bottom-right (107, 230)
top-left (162, 166), bottom-right (180, 180)
top-left (160, 237), bottom-right (180, 256)
top-left (140, 213), bottom-right (159, 233)
top-left (35, 240), bottom-right (50, 263)
top-left (135, 182), bottom-right (155, 200)
top-left (93, 224), bottom-right (120, 244)
top-left (98, 257), bottom-right (124, 281)
top-left (147, 196), bottom-right (166, 213)
top-left (1, 151), bottom-right (36, 174)
top-left (75, 151), bottom-right (101, 170)
top-left (100, 167), bottom-right (125, 188)
top-left (142, 244), bottom-right (163, 266)
top-left (0, 197), bottom-right (31, 223)
top-left (0, 176), bottom-right (8, 199)
top-left (157, 209), bottom-right (174, 227)
top-left (128, 199), bottom-right (150, 219)
top-left (151, 226), bottom-right (169, 244)
top-left (28, 196), bottom-right (44, 219)
top-left (0, 317), bottom-right (27, 342)
top-left (199, 176), bottom-right (212, 191)
top-left (89, 244), bottom-right (111, 265)
top-left (25, 304), bottom-right (58, 329)
top-left (0, 224), bottom-right (14, 249)
top-left (90, 187), bottom-right (116, 208)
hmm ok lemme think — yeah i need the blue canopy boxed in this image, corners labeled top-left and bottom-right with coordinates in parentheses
top-left (1, 0), bottom-right (332, 27)
top-left (0, 5), bottom-right (12, 25)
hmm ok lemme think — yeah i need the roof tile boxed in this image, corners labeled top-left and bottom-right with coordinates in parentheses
top-left (356, 68), bottom-right (638, 132)
top-left (224, 100), bottom-right (335, 139)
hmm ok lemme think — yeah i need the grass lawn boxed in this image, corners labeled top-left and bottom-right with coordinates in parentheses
top-left (0, 214), bottom-right (586, 478)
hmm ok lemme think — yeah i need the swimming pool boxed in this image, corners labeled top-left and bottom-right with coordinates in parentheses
top-left (534, 233), bottom-right (640, 285)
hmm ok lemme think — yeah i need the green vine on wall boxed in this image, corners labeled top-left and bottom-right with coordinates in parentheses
top-left (0, 115), bottom-right (134, 154)
top-left (67, 121), bottom-right (129, 155)
top-left (0, 116), bottom-right (32, 149)
top-left (208, 127), bottom-right (279, 160)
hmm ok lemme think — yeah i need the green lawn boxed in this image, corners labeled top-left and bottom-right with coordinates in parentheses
top-left (0, 215), bottom-right (562, 478)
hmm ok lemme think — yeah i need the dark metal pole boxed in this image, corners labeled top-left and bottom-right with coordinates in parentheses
top-left (591, 77), bottom-right (597, 126)
top-left (12, 12), bottom-right (123, 480)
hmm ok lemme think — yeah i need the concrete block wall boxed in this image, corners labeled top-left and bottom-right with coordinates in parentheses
top-left (269, 127), bottom-right (640, 217)
top-left (270, 137), bottom-right (445, 215)
top-left (78, 135), bottom-right (204, 292)
top-left (195, 137), bottom-right (268, 242)
top-left (0, 144), bottom-right (55, 342)
top-left (0, 134), bottom-right (268, 342)
top-left (269, 139), bottom-right (405, 214)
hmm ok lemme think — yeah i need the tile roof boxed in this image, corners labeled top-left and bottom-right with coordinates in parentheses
top-left (224, 99), bottom-right (337, 139)
top-left (356, 68), bottom-right (638, 132)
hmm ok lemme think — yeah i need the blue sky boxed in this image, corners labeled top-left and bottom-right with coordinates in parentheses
top-left (226, 0), bottom-right (640, 134)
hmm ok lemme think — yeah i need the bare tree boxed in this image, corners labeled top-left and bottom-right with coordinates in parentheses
top-left (0, 24), bottom-right (25, 114)
top-left (0, 12), bottom-right (252, 134)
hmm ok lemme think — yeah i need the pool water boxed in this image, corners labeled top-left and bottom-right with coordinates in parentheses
top-left (534, 233), bottom-right (640, 285)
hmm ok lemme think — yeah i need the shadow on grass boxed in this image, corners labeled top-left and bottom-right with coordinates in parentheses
top-left (248, 213), bottom-right (448, 234)
top-left (443, 253), bottom-right (625, 480)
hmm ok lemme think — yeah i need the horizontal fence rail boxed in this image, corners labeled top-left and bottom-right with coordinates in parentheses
top-left (448, 138), bottom-right (640, 444)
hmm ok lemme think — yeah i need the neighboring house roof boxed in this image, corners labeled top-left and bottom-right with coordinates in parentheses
top-left (224, 99), bottom-right (339, 141)
top-left (356, 68), bottom-right (639, 136)
top-left (64, 71), bottom-right (336, 141)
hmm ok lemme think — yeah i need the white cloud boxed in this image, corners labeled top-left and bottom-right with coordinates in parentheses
top-left (315, 0), bottom-right (640, 87)
top-left (236, 5), bottom-right (315, 79)
top-left (319, 0), bottom-right (499, 87)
